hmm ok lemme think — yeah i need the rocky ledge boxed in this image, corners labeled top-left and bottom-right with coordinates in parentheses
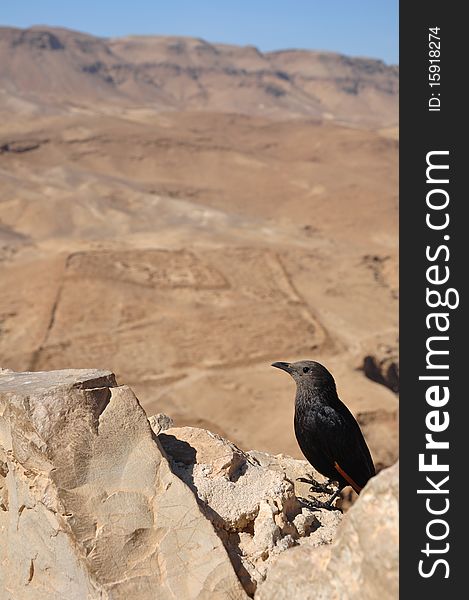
top-left (0, 369), bottom-right (398, 599)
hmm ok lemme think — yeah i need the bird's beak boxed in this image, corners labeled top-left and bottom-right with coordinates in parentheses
top-left (271, 361), bottom-right (292, 374)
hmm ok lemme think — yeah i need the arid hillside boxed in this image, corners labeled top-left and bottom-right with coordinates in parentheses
top-left (0, 27), bottom-right (398, 471)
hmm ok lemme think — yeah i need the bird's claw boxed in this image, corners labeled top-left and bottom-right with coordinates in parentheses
top-left (297, 496), bottom-right (342, 512)
top-left (296, 476), bottom-right (336, 495)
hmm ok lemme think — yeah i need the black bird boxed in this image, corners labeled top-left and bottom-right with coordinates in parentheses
top-left (272, 360), bottom-right (375, 505)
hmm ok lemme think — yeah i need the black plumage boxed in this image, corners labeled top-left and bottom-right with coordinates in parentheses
top-left (272, 360), bottom-right (375, 494)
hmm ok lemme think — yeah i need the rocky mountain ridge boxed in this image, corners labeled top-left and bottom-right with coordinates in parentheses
top-left (0, 26), bottom-right (398, 125)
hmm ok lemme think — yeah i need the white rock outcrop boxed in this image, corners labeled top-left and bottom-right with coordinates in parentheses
top-left (255, 461), bottom-right (399, 600)
top-left (0, 369), bottom-right (247, 600)
top-left (157, 426), bottom-right (342, 594)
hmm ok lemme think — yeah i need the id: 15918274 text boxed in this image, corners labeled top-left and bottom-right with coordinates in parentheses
top-left (428, 27), bottom-right (441, 112)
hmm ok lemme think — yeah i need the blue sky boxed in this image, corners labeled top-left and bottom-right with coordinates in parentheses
top-left (1, 1), bottom-right (398, 64)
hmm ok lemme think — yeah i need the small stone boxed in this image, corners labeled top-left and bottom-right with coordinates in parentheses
top-left (293, 508), bottom-right (318, 537)
top-left (148, 412), bottom-right (174, 435)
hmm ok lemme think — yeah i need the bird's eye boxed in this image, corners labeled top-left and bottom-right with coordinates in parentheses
top-left (303, 367), bottom-right (310, 373)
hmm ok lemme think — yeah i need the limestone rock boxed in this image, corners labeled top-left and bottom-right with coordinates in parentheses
top-left (159, 426), bottom-right (342, 595)
top-left (148, 412), bottom-right (174, 435)
top-left (0, 369), bottom-right (247, 600)
top-left (255, 461), bottom-right (398, 600)
top-left (247, 449), bottom-right (328, 498)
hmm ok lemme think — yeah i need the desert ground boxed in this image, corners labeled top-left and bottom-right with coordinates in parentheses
top-left (0, 26), bottom-right (398, 469)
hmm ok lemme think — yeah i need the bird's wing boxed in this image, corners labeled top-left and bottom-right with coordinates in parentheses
top-left (321, 403), bottom-right (375, 493)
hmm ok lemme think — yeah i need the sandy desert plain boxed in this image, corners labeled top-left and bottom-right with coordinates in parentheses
top-left (0, 26), bottom-right (398, 475)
